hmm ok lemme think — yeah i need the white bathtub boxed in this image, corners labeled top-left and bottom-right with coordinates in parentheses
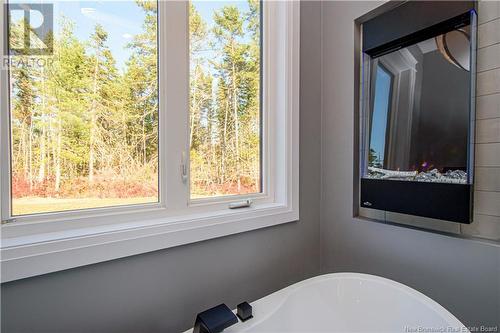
top-left (186, 273), bottom-right (468, 333)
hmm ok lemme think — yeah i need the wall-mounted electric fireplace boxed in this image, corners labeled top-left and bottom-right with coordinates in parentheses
top-left (360, 1), bottom-right (477, 224)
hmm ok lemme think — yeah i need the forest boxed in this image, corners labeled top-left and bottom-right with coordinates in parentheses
top-left (8, 0), bottom-right (261, 215)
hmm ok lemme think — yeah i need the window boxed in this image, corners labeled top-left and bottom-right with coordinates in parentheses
top-left (189, 1), bottom-right (262, 199)
top-left (6, 0), bottom-right (159, 216)
top-left (0, 1), bottom-right (299, 283)
top-left (369, 64), bottom-right (393, 167)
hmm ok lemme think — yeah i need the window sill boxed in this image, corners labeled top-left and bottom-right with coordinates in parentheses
top-left (0, 203), bottom-right (298, 283)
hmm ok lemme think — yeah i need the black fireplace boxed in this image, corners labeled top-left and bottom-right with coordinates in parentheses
top-left (360, 1), bottom-right (477, 223)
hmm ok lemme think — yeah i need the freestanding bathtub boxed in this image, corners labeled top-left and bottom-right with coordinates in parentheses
top-left (186, 273), bottom-right (469, 333)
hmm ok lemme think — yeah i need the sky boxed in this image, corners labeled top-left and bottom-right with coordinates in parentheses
top-left (369, 65), bottom-right (392, 166)
top-left (10, 0), bottom-right (252, 71)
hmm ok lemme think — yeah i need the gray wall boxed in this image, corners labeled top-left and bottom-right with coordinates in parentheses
top-left (0, 3), bottom-right (323, 332)
top-left (465, 0), bottom-right (500, 241)
top-left (320, 1), bottom-right (500, 329)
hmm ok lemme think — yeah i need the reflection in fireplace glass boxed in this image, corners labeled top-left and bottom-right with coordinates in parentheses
top-left (363, 24), bottom-right (472, 185)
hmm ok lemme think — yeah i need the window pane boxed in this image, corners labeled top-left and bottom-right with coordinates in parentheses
top-left (369, 64), bottom-right (393, 168)
top-left (189, 0), bottom-right (261, 199)
top-left (8, 0), bottom-right (159, 216)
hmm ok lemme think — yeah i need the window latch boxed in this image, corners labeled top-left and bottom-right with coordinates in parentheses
top-left (181, 151), bottom-right (188, 183)
top-left (229, 200), bottom-right (252, 209)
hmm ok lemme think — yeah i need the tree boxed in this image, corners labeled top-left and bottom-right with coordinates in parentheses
top-left (125, 0), bottom-right (158, 167)
top-left (9, 0), bottom-right (262, 214)
top-left (85, 24), bottom-right (124, 183)
top-left (47, 19), bottom-right (90, 192)
top-left (9, 19), bottom-right (36, 189)
top-left (211, 3), bottom-right (260, 193)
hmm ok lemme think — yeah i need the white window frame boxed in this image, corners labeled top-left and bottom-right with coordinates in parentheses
top-left (0, 0), bottom-right (300, 283)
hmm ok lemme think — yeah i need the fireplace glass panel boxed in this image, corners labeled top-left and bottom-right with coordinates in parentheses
top-left (362, 24), bottom-right (473, 185)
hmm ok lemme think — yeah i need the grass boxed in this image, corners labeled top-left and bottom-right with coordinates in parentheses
top-left (12, 196), bottom-right (158, 216)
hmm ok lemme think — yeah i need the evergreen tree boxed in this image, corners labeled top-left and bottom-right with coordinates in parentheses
top-left (8, 0), bottom-right (262, 213)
